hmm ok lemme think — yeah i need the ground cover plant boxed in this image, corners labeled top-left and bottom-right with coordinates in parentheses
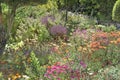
top-left (0, 0), bottom-right (120, 80)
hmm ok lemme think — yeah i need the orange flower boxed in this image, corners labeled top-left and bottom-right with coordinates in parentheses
top-left (97, 32), bottom-right (108, 38)
top-left (90, 41), bottom-right (100, 48)
top-left (117, 38), bottom-right (120, 43)
top-left (47, 66), bottom-right (51, 69)
top-left (92, 32), bottom-right (108, 41)
top-left (117, 31), bottom-right (120, 35)
top-left (110, 32), bottom-right (119, 37)
top-left (65, 49), bottom-right (69, 53)
top-left (54, 62), bottom-right (60, 65)
top-left (98, 46), bottom-right (106, 49)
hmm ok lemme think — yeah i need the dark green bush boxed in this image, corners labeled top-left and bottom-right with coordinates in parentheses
top-left (79, 0), bottom-right (116, 20)
top-left (56, 0), bottom-right (116, 21)
top-left (112, 0), bottom-right (120, 23)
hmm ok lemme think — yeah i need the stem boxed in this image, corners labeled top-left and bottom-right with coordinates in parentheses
top-left (7, 3), bottom-right (18, 38)
top-left (64, 0), bottom-right (68, 26)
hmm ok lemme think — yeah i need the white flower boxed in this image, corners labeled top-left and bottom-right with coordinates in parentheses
top-left (22, 75), bottom-right (30, 80)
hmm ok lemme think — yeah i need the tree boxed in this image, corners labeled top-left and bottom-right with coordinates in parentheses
top-left (0, 0), bottom-right (48, 54)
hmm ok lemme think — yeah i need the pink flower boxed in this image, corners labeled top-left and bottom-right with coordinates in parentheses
top-left (57, 78), bottom-right (61, 80)
top-left (80, 61), bottom-right (87, 68)
top-left (44, 63), bottom-right (69, 79)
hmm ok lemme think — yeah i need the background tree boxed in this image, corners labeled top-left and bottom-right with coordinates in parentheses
top-left (55, 0), bottom-right (116, 21)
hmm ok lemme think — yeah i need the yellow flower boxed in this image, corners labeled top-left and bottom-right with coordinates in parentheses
top-left (110, 40), bottom-right (117, 44)
top-left (83, 47), bottom-right (87, 51)
top-left (78, 46), bottom-right (82, 51)
top-left (110, 41), bottom-right (114, 43)
top-left (11, 73), bottom-right (21, 80)
top-left (65, 49), bottom-right (69, 53)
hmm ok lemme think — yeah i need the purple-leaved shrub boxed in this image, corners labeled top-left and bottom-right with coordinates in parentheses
top-left (50, 25), bottom-right (67, 37)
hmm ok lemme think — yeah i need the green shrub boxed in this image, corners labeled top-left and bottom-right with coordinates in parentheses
top-left (24, 51), bottom-right (46, 80)
top-left (95, 25), bottom-right (116, 32)
top-left (15, 17), bottom-right (50, 42)
top-left (112, 0), bottom-right (120, 23)
top-left (94, 65), bottom-right (120, 80)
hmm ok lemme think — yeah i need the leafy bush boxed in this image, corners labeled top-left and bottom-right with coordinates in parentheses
top-left (67, 12), bottom-right (97, 33)
top-left (15, 17), bottom-right (50, 42)
top-left (95, 25), bottom-right (116, 32)
top-left (24, 51), bottom-right (46, 80)
top-left (112, 0), bottom-right (120, 23)
top-left (94, 65), bottom-right (120, 80)
top-left (15, 5), bottom-right (46, 21)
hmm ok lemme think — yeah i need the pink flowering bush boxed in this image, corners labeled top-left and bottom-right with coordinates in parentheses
top-left (44, 63), bottom-right (69, 79)
top-left (73, 29), bottom-right (87, 38)
top-left (44, 60), bottom-right (88, 80)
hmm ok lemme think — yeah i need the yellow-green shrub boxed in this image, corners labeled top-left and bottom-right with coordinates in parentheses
top-left (112, 0), bottom-right (120, 22)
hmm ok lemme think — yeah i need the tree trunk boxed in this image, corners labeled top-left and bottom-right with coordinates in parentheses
top-left (7, 2), bottom-right (19, 37)
top-left (0, 1), bottom-right (2, 24)
top-left (0, 2), bottom-right (7, 55)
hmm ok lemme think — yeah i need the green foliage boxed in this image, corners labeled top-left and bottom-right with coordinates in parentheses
top-left (39, 0), bottom-right (58, 11)
top-left (5, 51), bottom-right (26, 74)
top-left (24, 51), bottom-right (46, 80)
top-left (95, 25), bottom-right (116, 32)
top-left (105, 65), bottom-right (120, 80)
top-left (1, 3), bottom-right (8, 16)
top-left (112, 0), bottom-right (120, 22)
top-left (0, 72), bottom-right (4, 80)
top-left (30, 52), bottom-right (41, 76)
top-left (67, 12), bottom-right (97, 33)
top-left (96, 0), bottom-right (116, 20)
top-left (79, 0), bottom-right (99, 16)
top-left (79, 0), bottom-right (116, 20)
top-left (9, 5), bottom-right (48, 42)
top-left (1, 1), bottom-right (120, 79)
top-left (15, 17), bottom-right (50, 42)
top-left (1, 0), bottom-right (48, 39)
top-left (61, 0), bottom-right (78, 7)
top-left (1, 0), bottom-right (48, 6)
top-left (89, 43), bottom-right (120, 72)
top-left (94, 65), bottom-right (120, 80)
